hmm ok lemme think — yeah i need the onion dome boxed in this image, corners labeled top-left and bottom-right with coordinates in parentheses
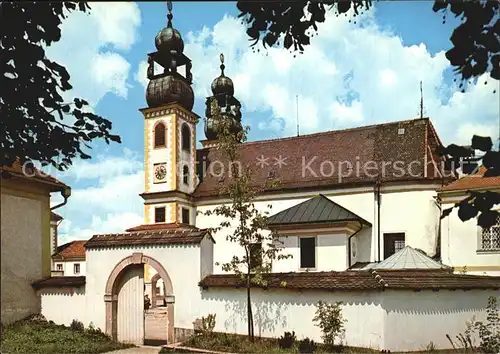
top-left (154, 2), bottom-right (184, 54)
top-left (211, 54), bottom-right (234, 96)
top-left (146, 75), bottom-right (194, 111)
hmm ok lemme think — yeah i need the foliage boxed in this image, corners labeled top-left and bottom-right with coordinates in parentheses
top-left (199, 314), bottom-right (216, 335)
top-left (312, 301), bottom-right (347, 347)
top-left (446, 296), bottom-right (500, 353)
top-left (70, 319), bottom-right (84, 332)
top-left (199, 99), bottom-right (291, 339)
top-left (476, 296), bottom-right (500, 353)
top-left (182, 332), bottom-right (374, 353)
top-left (236, 1), bottom-right (500, 87)
top-left (0, 2), bottom-right (121, 171)
top-left (0, 320), bottom-right (132, 353)
top-left (278, 331), bottom-right (297, 349)
top-left (298, 337), bottom-right (317, 353)
top-left (439, 135), bottom-right (500, 229)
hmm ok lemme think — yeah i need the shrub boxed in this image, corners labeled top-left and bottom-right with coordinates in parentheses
top-left (446, 296), bottom-right (500, 353)
top-left (312, 301), bottom-right (346, 347)
top-left (278, 331), bottom-right (296, 349)
top-left (201, 313), bottom-right (216, 335)
top-left (70, 319), bottom-right (84, 332)
top-left (298, 337), bottom-right (317, 353)
top-left (476, 296), bottom-right (500, 353)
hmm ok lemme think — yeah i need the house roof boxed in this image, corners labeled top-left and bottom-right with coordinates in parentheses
top-left (85, 226), bottom-right (211, 249)
top-left (52, 240), bottom-right (87, 260)
top-left (125, 222), bottom-right (198, 232)
top-left (1, 160), bottom-right (68, 192)
top-left (193, 118), bottom-right (449, 199)
top-left (199, 269), bottom-right (500, 291)
top-left (372, 246), bottom-right (451, 270)
top-left (440, 166), bottom-right (500, 193)
top-left (32, 276), bottom-right (85, 289)
top-left (267, 194), bottom-right (371, 227)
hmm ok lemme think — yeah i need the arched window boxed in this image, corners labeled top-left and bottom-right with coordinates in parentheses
top-left (181, 124), bottom-right (190, 152)
top-left (154, 122), bottom-right (166, 148)
top-left (183, 165), bottom-right (189, 185)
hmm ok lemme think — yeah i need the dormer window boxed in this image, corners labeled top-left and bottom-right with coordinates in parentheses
top-left (181, 124), bottom-right (190, 152)
top-left (154, 122), bottom-right (166, 148)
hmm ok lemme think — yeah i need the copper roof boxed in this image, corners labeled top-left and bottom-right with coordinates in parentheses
top-left (194, 118), bottom-right (450, 198)
top-left (268, 194), bottom-right (371, 227)
top-left (1, 161), bottom-right (68, 192)
top-left (52, 240), bottom-right (87, 260)
top-left (32, 276), bottom-right (85, 289)
top-left (86, 227), bottom-right (211, 249)
top-left (199, 269), bottom-right (500, 291)
top-left (440, 166), bottom-right (500, 192)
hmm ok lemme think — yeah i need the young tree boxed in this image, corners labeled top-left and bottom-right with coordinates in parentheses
top-left (200, 99), bottom-right (291, 340)
top-left (1, 2), bottom-right (121, 171)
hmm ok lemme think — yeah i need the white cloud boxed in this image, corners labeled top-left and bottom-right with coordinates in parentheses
top-left (45, 2), bottom-right (141, 106)
top-left (180, 6), bottom-right (498, 146)
top-left (55, 151), bottom-right (144, 243)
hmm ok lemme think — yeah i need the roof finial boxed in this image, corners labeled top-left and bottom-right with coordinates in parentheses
top-left (167, 1), bottom-right (173, 28)
top-left (219, 53), bottom-right (225, 76)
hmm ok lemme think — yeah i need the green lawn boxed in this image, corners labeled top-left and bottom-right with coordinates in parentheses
top-left (168, 332), bottom-right (377, 353)
top-left (1, 320), bottom-right (133, 354)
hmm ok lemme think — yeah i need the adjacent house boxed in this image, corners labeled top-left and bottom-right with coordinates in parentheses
top-left (52, 240), bottom-right (87, 276)
top-left (439, 166), bottom-right (500, 276)
top-left (50, 211), bottom-right (63, 272)
top-left (1, 161), bottom-right (70, 325)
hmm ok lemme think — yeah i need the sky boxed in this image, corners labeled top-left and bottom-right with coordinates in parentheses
top-left (45, 1), bottom-right (500, 244)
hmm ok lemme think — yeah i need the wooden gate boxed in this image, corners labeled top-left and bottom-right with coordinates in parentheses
top-left (116, 264), bottom-right (144, 345)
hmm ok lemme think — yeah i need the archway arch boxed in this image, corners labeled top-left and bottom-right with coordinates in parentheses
top-left (104, 252), bottom-right (174, 344)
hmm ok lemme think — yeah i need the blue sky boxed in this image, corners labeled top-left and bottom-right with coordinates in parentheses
top-left (46, 2), bottom-right (499, 243)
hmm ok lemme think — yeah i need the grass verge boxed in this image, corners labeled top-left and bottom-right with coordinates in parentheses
top-left (1, 320), bottom-right (133, 353)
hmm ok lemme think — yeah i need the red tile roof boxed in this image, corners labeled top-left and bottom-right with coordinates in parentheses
top-left (86, 227), bottom-right (211, 249)
top-left (193, 118), bottom-right (451, 198)
top-left (32, 276), bottom-right (85, 289)
top-left (199, 269), bottom-right (500, 291)
top-left (1, 160), bottom-right (68, 192)
top-left (126, 222), bottom-right (197, 232)
top-left (52, 240), bottom-right (87, 260)
top-left (440, 166), bottom-right (500, 192)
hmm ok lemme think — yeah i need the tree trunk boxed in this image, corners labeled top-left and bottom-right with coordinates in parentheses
top-left (246, 273), bottom-right (254, 341)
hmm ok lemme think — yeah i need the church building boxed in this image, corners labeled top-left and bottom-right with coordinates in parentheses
top-left (34, 3), bottom-right (500, 351)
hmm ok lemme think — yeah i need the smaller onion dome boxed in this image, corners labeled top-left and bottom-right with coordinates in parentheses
top-left (211, 53), bottom-right (234, 96)
top-left (154, 2), bottom-right (184, 54)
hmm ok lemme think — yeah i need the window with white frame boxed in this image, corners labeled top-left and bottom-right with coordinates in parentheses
top-left (74, 263), bottom-right (80, 274)
top-left (56, 263), bottom-right (63, 271)
top-left (479, 214), bottom-right (500, 251)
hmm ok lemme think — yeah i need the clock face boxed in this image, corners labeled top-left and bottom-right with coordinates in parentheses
top-left (154, 164), bottom-right (167, 182)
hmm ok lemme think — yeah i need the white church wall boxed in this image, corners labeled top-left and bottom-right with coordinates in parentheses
top-left (196, 186), bottom-right (441, 273)
top-left (441, 203), bottom-right (500, 276)
top-left (177, 116), bottom-right (196, 195)
top-left (39, 287), bottom-right (87, 327)
top-left (199, 287), bottom-right (496, 352)
top-left (200, 288), bottom-right (385, 349)
top-left (85, 245), bottom-right (203, 331)
top-left (382, 290), bottom-right (497, 351)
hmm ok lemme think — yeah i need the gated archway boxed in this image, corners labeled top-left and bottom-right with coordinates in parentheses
top-left (104, 252), bottom-right (174, 344)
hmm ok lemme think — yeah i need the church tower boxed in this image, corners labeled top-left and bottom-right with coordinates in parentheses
top-left (139, 2), bottom-right (198, 226)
